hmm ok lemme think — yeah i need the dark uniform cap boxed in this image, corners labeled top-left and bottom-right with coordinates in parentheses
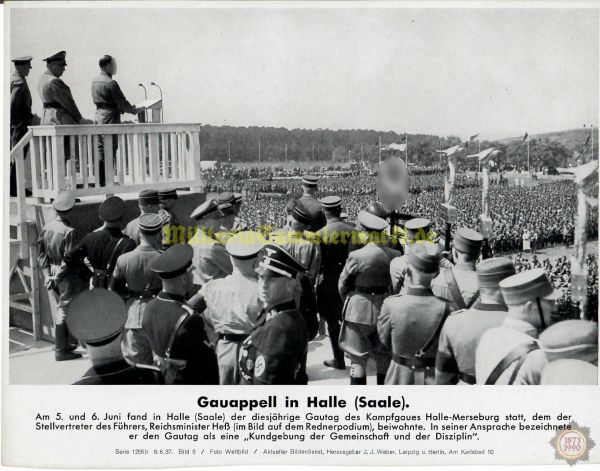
top-left (52, 191), bottom-right (76, 212)
top-left (540, 359), bottom-right (598, 385)
top-left (138, 189), bottom-right (159, 205)
top-left (234, 192), bottom-right (243, 204)
top-left (476, 257), bottom-right (516, 288)
top-left (408, 241), bottom-right (441, 273)
top-left (257, 243), bottom-right (306, 279)
top-left (538, 319), bottom-right (598, 362)
top-left (226, 231), bottom-right (266, 259)
top-left (151, 244), bottom-right (193, 279)
top-left (405, 218), bottom-right (431, 240)
top-left (12, 55), bottom-right (32, 66)
top-left (291, 201), bottom-right (314, 225)
top-left (98, 196), bottom-right (126, 222)
top-left (357, 210), bottom-right (388, 232)
top-left (302, 175), bottom-right (318, 187)
top-left (453, 227), bottom-right (484, 255)
top-left (320, 195), bottom-right (342, 209)
top-left (158, 189), bottom-right (178, 201)
top-left (365, 201), bottom-right (389, 219)
top-left (217, 191), bottom-right (235, 205)
top-left (139, 213), bottom-right (164, 235)
top-left (190, 199), bottom-right (221, 220)
top-left (66, 289), bottom-right (126, 346)
top-left (499, 268), bottom-right (562, 305)
top-left (44, 51), bottom-right (67, 65)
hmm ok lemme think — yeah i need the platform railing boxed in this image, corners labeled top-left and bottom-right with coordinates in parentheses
top-left (26, 123), bottom-right (203, 198)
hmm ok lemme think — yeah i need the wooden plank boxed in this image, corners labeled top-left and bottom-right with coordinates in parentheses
top-left (138, 133), bottom-right (147, 183)
top-left (148, 133), bottom-right (160, 181)
top-left (45, 136), bottom-right (53, 191)
top-left (68, 137), bottom-right (77, 188)
top-left (58, 180), bottom-right (200, 197)
top-left (161, 133), bottom-right (169, 180)
top-left (177, 133), bottom-right (183, 180)
top-left (189, 131), bottom-right (202, 180)
top-left (170, 132), bottom-right (178, 181)
top-left (44, 123), bottom-right (203, 136)
top-left (103, 134), bottom-right (115, 189)
top-left (92, 135), bottom-right (100, 186)
top-left (51, 135), bottom-right (66, 193)
top-left (127, 134), bottom-right (136, 183)
top-left (79, 135), bottom-right (88, 188)
top-left (29, 242), bottom-right (42, 342)
top-left (118, 134), bottom-right (126, 185)
top-left (14, 146), bottom-right (29, 259)
top-left (30, 136), bottom-right (42, 193)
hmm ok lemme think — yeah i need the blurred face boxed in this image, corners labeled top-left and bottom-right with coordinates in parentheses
top-left (258, 272), bottom-right (292, 308)
top-left (48, 62), bottom-right (66, 77)
top-left (109, 58), bottom-right (117, 75)
top-left (16, 63), bottom-right (31, 77)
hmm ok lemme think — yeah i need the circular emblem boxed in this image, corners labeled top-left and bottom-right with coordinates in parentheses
top-left (550, 420), bottom-right (595, 465)
top-left (556, 430), bottom-right (587, 461)
top-left (254, 355), bottom-right (266, 377)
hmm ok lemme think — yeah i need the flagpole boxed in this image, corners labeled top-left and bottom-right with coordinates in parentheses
top-left (527, 137), bottom-right (530, 173)
top-left (592, 125), bottom-right (594, 160)
top-left (405, 134), bottom-right (408, 166)
top-left (228, 139), bottom-right (231, 162)
top-left (258, 137), bottom-right (261, 163)
top-left (285, 141), bottom-right (287, 162)
top-left (478, 140), bottom-right (481, 173)
top-left (378, 136), bottom-right (382, 165)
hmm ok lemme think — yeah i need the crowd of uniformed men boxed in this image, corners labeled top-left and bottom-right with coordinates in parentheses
top-left (36, 172), bottom-right (598, 386)
top-left (11, 52), bottom-right (597, 386)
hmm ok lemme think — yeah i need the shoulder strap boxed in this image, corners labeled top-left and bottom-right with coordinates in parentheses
top-left (106, 237), bottom-right (125, 271)
top-left (444, 268), bottom-right (467, 310)
top-left (416, 301), bottom-right (452, 358)
top-left (164, 310), bottom-right (191, 359)
top-left (485, 341), bottom-right (539, 385)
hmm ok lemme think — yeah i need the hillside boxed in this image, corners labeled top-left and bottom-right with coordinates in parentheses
top-left (499, 128), bottom-right (595, 157)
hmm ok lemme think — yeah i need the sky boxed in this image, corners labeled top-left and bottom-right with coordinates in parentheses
top-left (8, 4), bottom-right (599, 141)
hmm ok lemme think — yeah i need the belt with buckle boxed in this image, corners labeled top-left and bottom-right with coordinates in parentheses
top-left (218, 333), bottom-right (249, 342)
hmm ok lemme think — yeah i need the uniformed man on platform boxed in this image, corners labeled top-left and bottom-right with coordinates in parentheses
top-left (143, 244), bottom-right (219, 384)
top-left (68, 289), bottom-right (163, 385)
top-left (10, 55), bottom-right (36, 196)
top-left (159, 189), bottom-right (184, 247)
top-left (338, 211), bottom-right (401, 385)
top-left (435, 257), bottom-right (515, 385)
top-left (315, 195), bottom-right (355, 370)
top-left (432, 227), bottom-right (484, 310)
top-left (91, 55), bottom-right (141, 186)
top-left (378, 242), bottom-right (450, 385)
top-left (110, 213), bottom-right (164, 365)
top-left (38, 51), bottom-right (85, 125)
top-left (475, 268), bottom-right (561, 385)
top-left (38, 191), bottom-right (91, 361)
top-left (513, 319), bottom-right (598, 385)
top-left (189, 199), bottom-right (233, 288)
top-left (239, 244), bottom-right (309, 385)
top-left (190, 231), bottom-right (264, 384)
top-left (390, 218), bottom-right (434, 294)
top-left (65, 196), bottom-right (136, 288)
top-left (125, 190), bottom-right (161, 245)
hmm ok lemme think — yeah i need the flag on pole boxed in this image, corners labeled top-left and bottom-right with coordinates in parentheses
top-left (401, 135), bottom-right (407, 141)
top-left (467, 147), bottom-right (495, 161)
top-left (521, 132), bottom-right (529, 143)
top-left (469, 133), bottom-right (479, 141)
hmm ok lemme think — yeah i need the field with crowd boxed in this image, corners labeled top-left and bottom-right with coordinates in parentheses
top-left (200, 162), bottom-right (598, 321)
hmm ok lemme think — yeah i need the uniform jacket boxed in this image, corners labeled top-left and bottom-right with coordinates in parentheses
top-left (10, 71), bottom-right (33, 139)
top-left (432, 262), bottom-right (479, 308)
top-left (143, 292), bottom-right (219, 385)
top-left (74, 359), bottom-right (163, 385)
top-left (239, 301), bottom-right (308, 385)
top-left (378, 287), bottom-right (448, 385)
top-left (91, 71), bottom-right (136, 124)
top-left (315, 218), bottom-right (355, 288)
top-left (37, 218), bottom-right (83, 270)
top-left (111, 244), bottom-right (163, 329)
top-left (475, 317), bottom-right (539, 385)
top-left (435, 302), bottom-right (508, 385)
top-left (338, 242), bottom-right (400, 325)
top-left (38, 70), bottom-right (82, 124)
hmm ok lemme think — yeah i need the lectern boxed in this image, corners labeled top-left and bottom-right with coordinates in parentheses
top-left (137, 97), bottom-right (163, 123)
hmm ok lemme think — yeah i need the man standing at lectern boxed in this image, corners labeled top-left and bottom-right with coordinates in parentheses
top-left (91, 55), bottom-right (141, 186)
